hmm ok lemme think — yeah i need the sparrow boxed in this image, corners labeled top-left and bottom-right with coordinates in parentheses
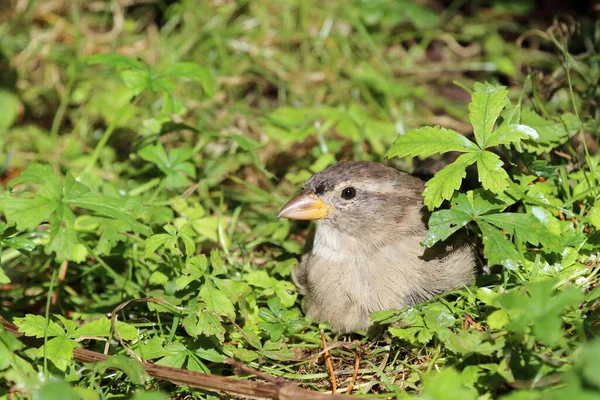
top-left (277, 161), bottom-right (476, 332)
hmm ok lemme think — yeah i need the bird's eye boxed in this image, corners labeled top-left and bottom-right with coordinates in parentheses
top-left (341, 187), bottom-right (356, 200)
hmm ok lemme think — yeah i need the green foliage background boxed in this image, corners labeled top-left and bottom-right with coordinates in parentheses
top-left (0, 0), bottom-right (599, 399)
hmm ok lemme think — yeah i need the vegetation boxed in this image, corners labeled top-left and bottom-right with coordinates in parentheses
top-left (1, 1), bottom-right (599, 399)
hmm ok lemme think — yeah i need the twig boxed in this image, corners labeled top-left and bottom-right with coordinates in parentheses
top-left (321, 330), bottom-right (337, 394)
top-left (1, 316), bottom-right (367, 400)
top-left (346, 353), bottom-right (360, 394)
top-left (462, 313), bottom-right (485, 332)
top-left (224, 358), bottom-right (280, 384)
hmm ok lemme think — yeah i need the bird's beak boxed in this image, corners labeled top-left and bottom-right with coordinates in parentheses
top-left (277, 191), bottom-right (329, 220)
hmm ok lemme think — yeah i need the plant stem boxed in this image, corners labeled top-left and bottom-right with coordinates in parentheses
top-left (43, 266), bottom-right (58, 380)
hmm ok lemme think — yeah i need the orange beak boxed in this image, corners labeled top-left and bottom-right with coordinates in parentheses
top-left (277, 191), bottom-right (329, 220)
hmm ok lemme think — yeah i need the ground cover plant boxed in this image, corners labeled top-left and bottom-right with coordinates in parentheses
top-left (0, 0), bottom-right (599, 398)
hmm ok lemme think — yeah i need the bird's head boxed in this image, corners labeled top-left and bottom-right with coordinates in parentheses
top-left (278, 161), bottom-right (426, 236)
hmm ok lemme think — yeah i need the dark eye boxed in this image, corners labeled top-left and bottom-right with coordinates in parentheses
top-left (341, 187), bottom-right (356, 200)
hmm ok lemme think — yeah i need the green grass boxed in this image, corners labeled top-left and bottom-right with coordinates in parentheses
top-left (1, 1), bottom-right (599, 399)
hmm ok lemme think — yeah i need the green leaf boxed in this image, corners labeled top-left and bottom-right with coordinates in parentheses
top-left (138, 143), bottom-right (196, 188)
top-left (8, 164), bottom-right (61, 199)
top-left (3, 236), bottom-right (36, 253)
top-left (14, 315), bottom-right (65, 338)
top-left (120, 69), bottom-right (151, 95)
top-left (498, 281), bottom-right (584, 347)
top-left (183, 311), bottom-right (226, 341)
top-left (478, 221), bottom-right (521, 269)
top-left (2, 195), bottom-right (59, 231)
top-left (386, 126), bottom-right (478, 159)
top-left (446, 330), bottom-right (504, 356)
top-left (93, 354), bottom-right (150, 385)
top-left (144, 233), bottom-right (177, 258)
top-left (231, 134), bottom-right (263, 151)
top-left (67, 194), bottom-right (151, 236)
top-left (139, 142), bottom-right (169, 169)
top-left (484, 123), bottom-right (539, 148)
top-left (423, 152), bottom-right (478, 209)
top-left (155, 342), bottom-right (188, 368)
top-left (0, 89), bottom-right (19, 129)
top-left (424, 208), bottom-right (471, 247)
top-left (469, 83), bottom-right (508, 148)
top-left (157, 62), bottom-right (213, 96)
top-left (575, 338), bottom-right (600, 390)
top-left (47, 204), bottom-right (77, 261)
top-left (63, 173), bottom-right (91, 200)
top-left (87, 53), bottom-right (145, 70)
top-left (487, 310), bottom-right (509, 330)
top-left (520, 109), bottom-right (575, 154)
top-left (421, 367), bottom-right (478, 400)
top-left (95, 218), bottom-right (131, 255)
top-left (43, 336), bottom-right (80, 371)
top-left (481, 213), bottom-right (562, 251)
top-left (132, 392), bottom-right (168, 400)
top-left (200, 282), bottom-right (236, 319)
top-left (37, 381), bottom-right (81, 400)
top-left (476, 151), bottom-right (511, 193)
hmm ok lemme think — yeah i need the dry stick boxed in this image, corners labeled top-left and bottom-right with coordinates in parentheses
top-left (1, 316), bottom-right (367, 400)
top-left (346, 353), bottom-right (360, 395)
top-left (320, 330), bottom-right (337, 394)
top-left (462, 313), bottom-right (485, 332)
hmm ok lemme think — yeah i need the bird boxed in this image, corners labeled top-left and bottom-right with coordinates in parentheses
top-left (277, 161), bottom-right (476, 333)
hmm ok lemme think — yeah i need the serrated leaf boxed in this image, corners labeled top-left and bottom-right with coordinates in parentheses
top-left (423, 152), bottom-right (478, 209)
top-left (47, 204), bottom-right (77, 261)
top-left (520, 109), bottom-right (575, 155)
top-left (54, 315), bottom-right (77, 337)
top-left (478, 221), bottom-right (521, 269)
top-left (8, 164), bottom-right (61, 199)
top-left (183, 311), bottom-right (225, 341)
top-left (95, 218), bottom-right (130, 255)
top-left (72, 318), bottom-right (139, 340)
top-left (498, 281), bottom-right (584, 347)
top-left (139, 142), bottom-right (169, 169)
top-left (139, 143), bottom-right (196, 188)
top-left (487, 310), bottom-right (509, 330)
top-left (386, 126), bottom-right (478, 159)
top-left (67, 194), bottom-right (151, 236)
top-left (424, 208), bottom-right (471, 247)
top-left (477, 151), bottom-right (510, 193)
top-left (446, 330), bottom-right (504, 356)
top-left (200, 282), bottom-right (236, 319)
top-left (469, 83), bottom-right (508, 148)
top-left (93, 354), bottom-right (150, 385)
top-left (43, 336), bottom-right (80, 371)
top-left (178, 223), bottom-right (197, 257)
top-left (481, 212), bottom-right (562, 251)
top-left (2, 195), bottom-right (59, 231)
top-left (484, 123), bottom-right (538, 148)
top-left (14, 315), bottom-right (65, 338)
top-left (144, 233), bottom-right (177, 258)
top-left (155, 342), bottom-right (187, 368)
top-left (63, 173), bottom-right (90, 200)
